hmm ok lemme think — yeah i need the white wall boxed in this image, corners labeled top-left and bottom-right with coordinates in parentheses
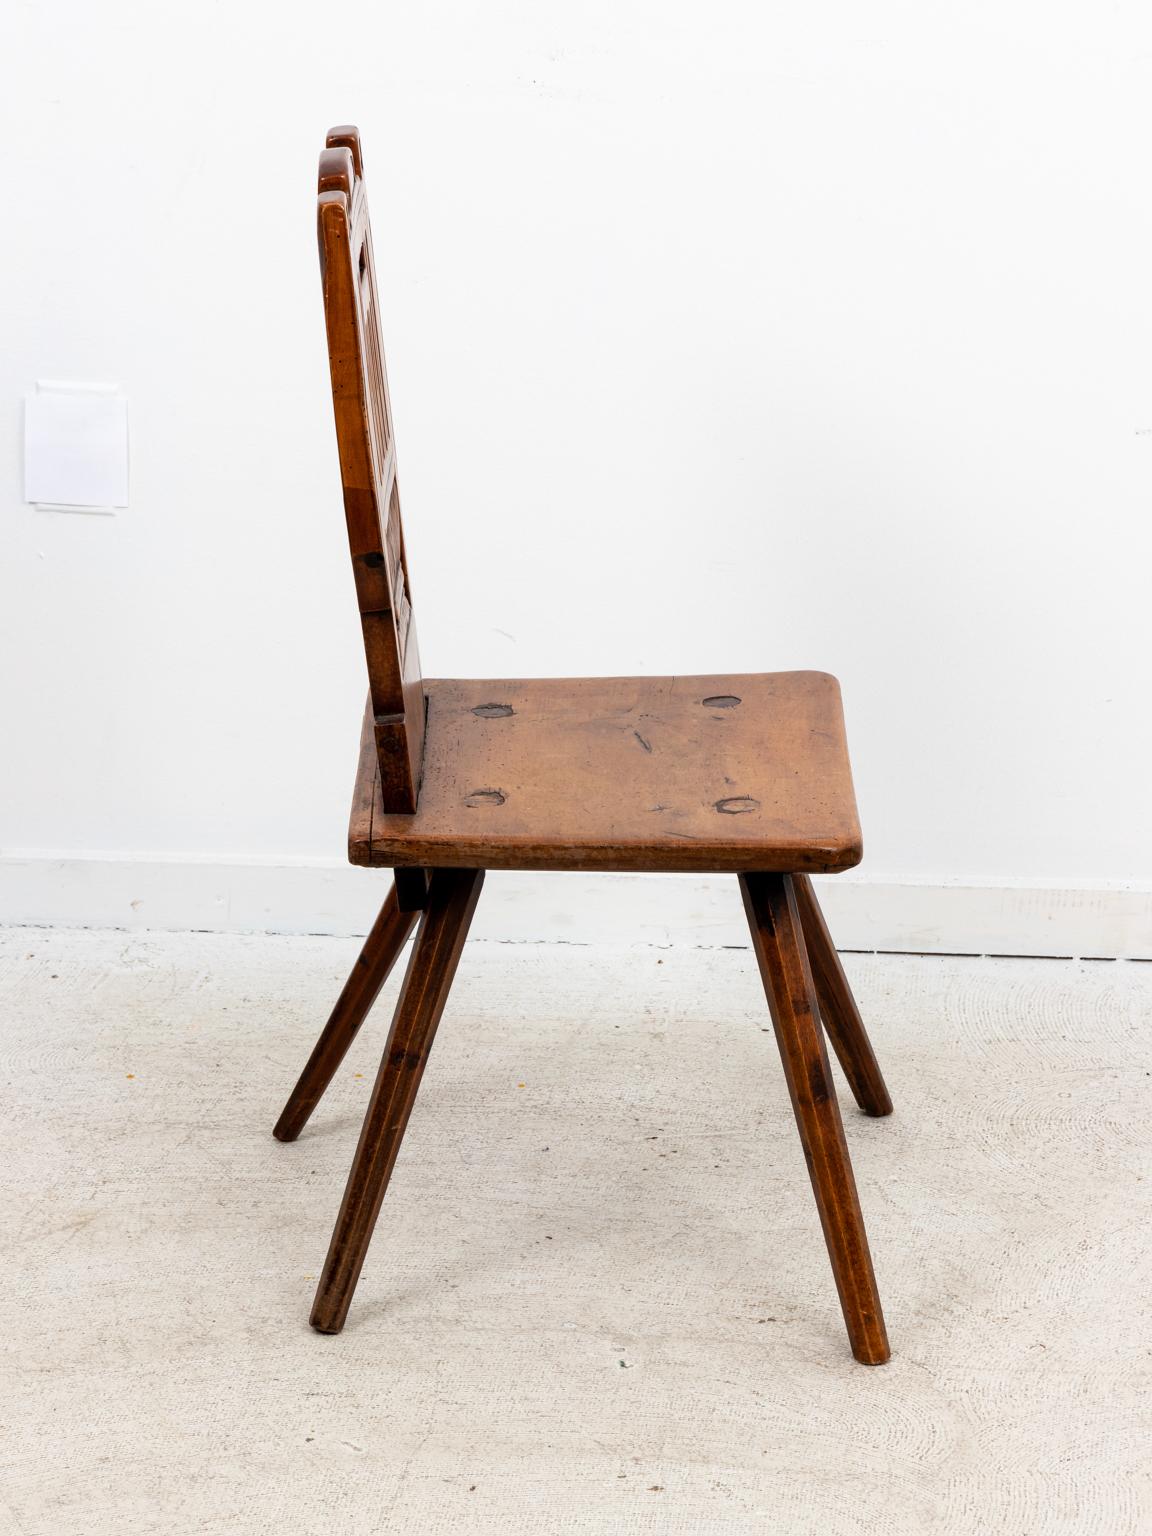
top-left (2, 3), bottom-right (1150, 945)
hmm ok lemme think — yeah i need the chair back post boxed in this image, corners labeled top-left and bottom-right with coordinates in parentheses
top-left (317, 124), bottom-right (425, 812)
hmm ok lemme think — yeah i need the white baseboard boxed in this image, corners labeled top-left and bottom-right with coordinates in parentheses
top-left (0, 854), bottom-right (1148, 958)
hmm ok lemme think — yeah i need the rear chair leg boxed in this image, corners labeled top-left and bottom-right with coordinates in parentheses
top-left (793, 874), bottom-right (892, 1118)
top-left (740, 872), bottom-right (890, 1365)
top-left (310, 867), bottom-right (485, 1334)
top-left (273, 881), bottom-right (418, 1143)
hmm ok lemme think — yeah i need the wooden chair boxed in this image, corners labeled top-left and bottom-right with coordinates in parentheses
top-left (275, 125), bottom-right (894, 1364)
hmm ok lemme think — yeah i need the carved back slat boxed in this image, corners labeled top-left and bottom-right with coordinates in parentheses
top-left (317, 125), bottom-right (424, 812)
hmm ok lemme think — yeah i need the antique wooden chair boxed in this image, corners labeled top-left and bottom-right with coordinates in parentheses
top-left (274, 125), bottom-right (894, 1364)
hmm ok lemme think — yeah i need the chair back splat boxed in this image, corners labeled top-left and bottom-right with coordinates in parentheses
top-left (317, 125), bottom-right (424, 812)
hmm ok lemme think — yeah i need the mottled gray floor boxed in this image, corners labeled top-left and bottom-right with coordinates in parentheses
top-left (2, 928), bottom-right (1148, 1534)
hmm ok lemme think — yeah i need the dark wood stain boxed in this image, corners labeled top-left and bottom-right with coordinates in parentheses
top-left (274, 125), bottom-right (894, 1364)
top-left (273, 884), bottom-right (417, 1144)
top-left (793, 874), bottom-right (893, 1118)
top-left (392, 866), bottom-right (429, 913)
top-left (739, 874), bottom-right (890, 1365)
top-left (309, 868), bottom-right (485, 1334)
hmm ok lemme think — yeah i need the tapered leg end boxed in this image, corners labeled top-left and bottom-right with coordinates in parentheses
top-left (860, 1091), bottom-right (894, 1120)
top-left (309, 1310), bottom-right (346, 1335)
top-left (851, 1325), bottom-right (892, 1365)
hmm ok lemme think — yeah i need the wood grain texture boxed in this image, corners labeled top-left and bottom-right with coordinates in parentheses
top-left (348, 673), bottom-right (863, 874)
top-left (794, 873), bottom-right (893, 1118)
top-left (291, 124), bottom-right (893, 1360)
top-left (739, 872), bottom-right (889, 1365)
top-left (317, 126), bottom-right (425, 811)
top-left (310, 867), bottom-right (485, 1334)
top-left (272, 882), bottom-right (417, 1143)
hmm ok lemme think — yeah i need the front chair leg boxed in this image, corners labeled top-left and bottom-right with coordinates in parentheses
top-left (793, 874), bottom-right (892, 1118)
top-left (310, 867), bottom-right (485, 1334)
top-left (273, 880), bottom-right (418, 1143)
top-left (739, 872), bottom-right (890, 1365)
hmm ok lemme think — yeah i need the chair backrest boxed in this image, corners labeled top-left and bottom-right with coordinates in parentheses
top-left (317, 125), bottom-right (424, 812)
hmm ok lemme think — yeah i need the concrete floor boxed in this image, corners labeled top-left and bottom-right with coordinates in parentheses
top-left (2, 927), bottom-right (1149, 1535)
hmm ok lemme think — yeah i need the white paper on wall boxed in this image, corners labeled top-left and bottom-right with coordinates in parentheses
top-left (24, 381), bottom-right (129, 511)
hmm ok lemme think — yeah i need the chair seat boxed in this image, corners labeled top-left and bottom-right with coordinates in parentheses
top-left (349, 671), bottom-right (862, 874)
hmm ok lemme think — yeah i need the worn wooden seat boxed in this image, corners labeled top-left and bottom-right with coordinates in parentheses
top-left (350, 673), bottom-right (863, 873)
top-left (274, 125), bottom-right (894, 1365)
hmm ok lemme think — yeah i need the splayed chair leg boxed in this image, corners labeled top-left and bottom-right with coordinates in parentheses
top-left (740, 872), bottom-right (890, 1365)
top-left (310, 867), bottom-right (485, 1334)
top-left (793, 874), bottom-right (892, 1118)
top-left (273, 881), bottom-right (418, 1143)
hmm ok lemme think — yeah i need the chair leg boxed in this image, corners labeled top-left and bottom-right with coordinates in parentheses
top-left (273, 881), bottom-right (418, 1143)
top-left (310, 867), bottom-right (485, 1334)
top-left (793, 874), bottom-right (892, 1118)
top-left (739, 872), bottom-right (890, 1365)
